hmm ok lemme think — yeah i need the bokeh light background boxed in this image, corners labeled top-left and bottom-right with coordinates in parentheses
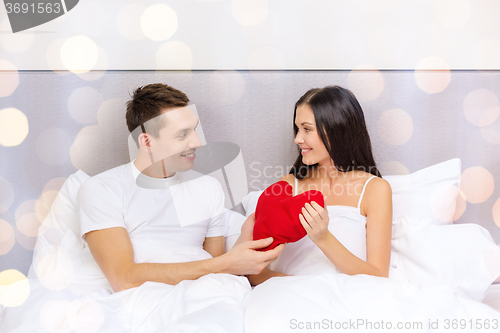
top-left (1, 0), bottom-right (500, 281)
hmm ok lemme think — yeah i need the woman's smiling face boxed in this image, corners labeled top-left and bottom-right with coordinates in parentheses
top-left (294, 103), bottom-right (331, 166)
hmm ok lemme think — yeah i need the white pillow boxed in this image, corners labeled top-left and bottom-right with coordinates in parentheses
top-left (28, 170), bottom-right (99, 286)
top-left (391, 216), bottom-right (500, 302)
top-left (242, 158), bottom-right (462, 224)
top-left (222, 210), bottom-right (246, 251)
top-left (384, 158), bottom-right (461, 224)
top-left (241, 190), bottom-right (264, 218)
top-left (33, 170), bottom-right (90, 251)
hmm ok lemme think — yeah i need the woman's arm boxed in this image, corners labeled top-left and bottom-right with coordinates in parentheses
top-left (247, 267), bottom-right (289, 286)
top-left (299, 177), bottom-right (392, 277)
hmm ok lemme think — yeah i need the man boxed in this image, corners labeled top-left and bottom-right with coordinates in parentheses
top-left (77, 83), bottom-right (284, 292)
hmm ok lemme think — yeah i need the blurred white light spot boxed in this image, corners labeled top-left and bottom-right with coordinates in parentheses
top-left (249, 46), bottom-right (285, 69)
top-left (494, 197), bottom-right (500, 228)
top-left (473, 39), bottom-right (500, 69)
top-left (61, 36), bottom-right (99, 73)
top-left (0, 269), bottom-right (30, 307)
top-left (379, 161), bottom-right (409, 176)
top-left (36, 190), bottom-right (59, 225)
top-left (0, 108), bottom-right (29, 147)
top-left (76, 46), bottom-right (109, 81)
top-left (0, 177), bottom-right (14, 214)
top-left (35, 251), bottom-right (74, 290)
top-left (15, 200), bottom-right (36, 221)
top-left (16, 213), bottom-right (40, 238)
top-left (231, 0), bottom-right (268, 26)
top-left (15, 200), bottom-right (38, 250)
top-left (40, 300), bottom-right (72, 332)
top-left (463, 89), bottom-right (500, 127)
top-left (43, 177), bottom-right (66, 194)
top-left (0, 219), bottom-right (15, 255)
top-left (70, 126), bottom-right (103, 174)
top-left (0, 60), bottom-right (19, 97)
top-left (68, 87), bottom-right (103, 124)
top-left (208, 71), bottom-right (246, 106)
top-left (346, 65), bottom-right (384, 102)
top-left (117, 3), bottom-right (147, 41)
top-left (141, 4), bottom-right (178, 41)
top-left (71, 98), bottom-right (131, 176)
top-left (460, 166), bottom-right (494, 204)
top-left (377, 109), bottom-right (414, 146)
top-left (46, 38), bottom-right (71, 74)
top-left (0, 19), bottom-right (34, 53)
top-left (67, 300), bottom-right (104, 333)
top-left (36, 128), bottom-right (72, 166)
top-left (452, 189), bottom-right (467, 221)
top-left (480, 106), bottom-right (500, 144)
top-left (156, 41), bottom-right (193, 70)
top-left (414, 57), bottom-right (451, 94)
top-left (435, 0), bottom-right (471, 28)
top-left (479, 107), bottom-right (500, 127)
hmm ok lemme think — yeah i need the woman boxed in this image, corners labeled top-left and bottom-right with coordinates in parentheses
top-left (244, 87), bottom-right (500, 333)
top-left (282, 85), bottom-right (392, 277)
top-left (248, 86), bottom-right (392, 285)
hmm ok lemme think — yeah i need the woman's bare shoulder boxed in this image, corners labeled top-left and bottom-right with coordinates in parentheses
top-left (367, 176), bottom-right (391, 193)
top-left (279, 173), bottom-right (296, 186)
top-left (363, 176), bottom-right (392, 209)
top-left (362, 176), bottom-right (393, 224)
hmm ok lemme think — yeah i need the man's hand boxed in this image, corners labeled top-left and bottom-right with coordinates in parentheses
top-left (224, 213), bottom-right (285, 275)
top-left (222, 238), bottom-right (285, 275)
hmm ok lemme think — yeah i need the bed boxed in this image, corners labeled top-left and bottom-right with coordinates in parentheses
top-left (1, 157), bottom-right (499, 332)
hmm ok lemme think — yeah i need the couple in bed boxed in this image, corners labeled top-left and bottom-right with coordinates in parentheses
top-left (79, 83), bottom-right (390, 294)
top-left (68, 83), bottom-right (391, 332)
top-left (3, 83), bottom-right (497, 332)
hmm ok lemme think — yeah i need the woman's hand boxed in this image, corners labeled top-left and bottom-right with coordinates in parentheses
top-left (299, 201), bottom-right (330, 244)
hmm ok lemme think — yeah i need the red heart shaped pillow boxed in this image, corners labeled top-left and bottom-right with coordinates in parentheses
top-left (253, 181), bottom-right (325, 251)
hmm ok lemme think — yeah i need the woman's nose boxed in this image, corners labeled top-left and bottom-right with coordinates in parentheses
top-left (294, 133), bottom-right (303, 144)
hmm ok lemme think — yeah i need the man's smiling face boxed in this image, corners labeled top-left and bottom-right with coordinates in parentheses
top-left (144, 106), bottom-right (202, 175)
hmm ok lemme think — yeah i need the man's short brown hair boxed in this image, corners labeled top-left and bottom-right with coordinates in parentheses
top-left (126, 83), bottom-right (189, 144)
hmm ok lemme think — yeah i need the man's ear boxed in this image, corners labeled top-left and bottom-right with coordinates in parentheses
top-left (138, 132), bottom-right (153, 151)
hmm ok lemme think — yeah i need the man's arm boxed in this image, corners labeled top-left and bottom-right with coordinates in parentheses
top-left (203, 236), bottom-right (225, 257)
top-left (86, 226), bottom-right (284, 292)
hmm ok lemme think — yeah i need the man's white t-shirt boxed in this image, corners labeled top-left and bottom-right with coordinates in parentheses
top-left (78, 161), bottom-right (226, 264)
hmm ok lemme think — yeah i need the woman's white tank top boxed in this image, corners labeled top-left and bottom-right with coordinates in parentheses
top-left (269, 175), bottom-right (376, 276)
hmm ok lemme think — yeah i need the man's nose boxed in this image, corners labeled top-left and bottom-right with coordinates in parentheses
top-left (189, 132), bottom-right (202, 149)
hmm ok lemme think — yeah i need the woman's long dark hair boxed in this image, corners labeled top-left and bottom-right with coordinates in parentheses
top-left (290, 86), bottom-right (382, 179)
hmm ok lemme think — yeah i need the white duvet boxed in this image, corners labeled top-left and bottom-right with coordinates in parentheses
top-left (2, 215), bottom-right (500, 333)
top-left (245, 273), bottom-right (500, 333)
top-left (243, 215), bottom-right (500, 332)
top-left (1, 273), bottom-right (250, 333)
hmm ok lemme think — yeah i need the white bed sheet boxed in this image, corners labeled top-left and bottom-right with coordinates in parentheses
top-left (483, 284), bottom-right (500, 313)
